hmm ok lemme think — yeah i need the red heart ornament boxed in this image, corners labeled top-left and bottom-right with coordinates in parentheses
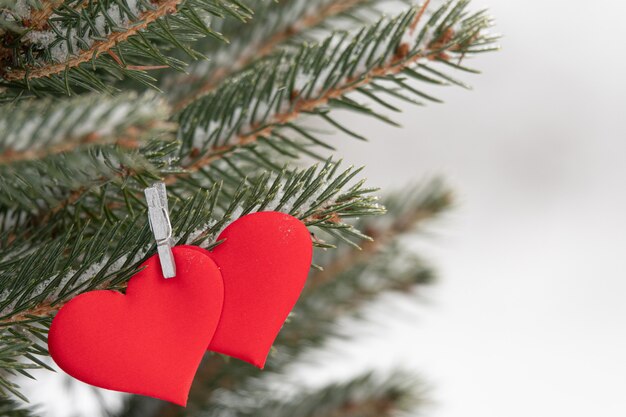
top-left (48, 246), bottom-right (224, 406)
top-left (205, 211), bottom-right (312, 368)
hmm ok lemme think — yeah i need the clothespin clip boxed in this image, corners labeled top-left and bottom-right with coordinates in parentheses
top-left (145, 182), bottom-right (176, 278)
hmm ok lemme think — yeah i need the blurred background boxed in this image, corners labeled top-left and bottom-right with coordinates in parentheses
top-left (20, 1), bottom-right (626, 416)
top-left (283, 1), bottom-right (626, 416)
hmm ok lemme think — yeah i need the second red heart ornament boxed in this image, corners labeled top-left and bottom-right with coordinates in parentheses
top-left (203, 211), bottom-right (313, 368)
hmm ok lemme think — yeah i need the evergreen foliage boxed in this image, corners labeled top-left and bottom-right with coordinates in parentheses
top-left (0, 0), bottom-right (497, 415)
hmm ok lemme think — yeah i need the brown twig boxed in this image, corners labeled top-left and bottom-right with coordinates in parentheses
top-left (1, 301), bottom-right (55, 325)
top-left (1, 276), bottom-right (127, 325)
top-left (23, 0), bottom-right (67, 30)
top-left (410, 0), bottom-right (431, 33)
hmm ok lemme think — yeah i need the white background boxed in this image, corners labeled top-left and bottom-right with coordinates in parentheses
top-left (291, 1), bottom-right (626, 416)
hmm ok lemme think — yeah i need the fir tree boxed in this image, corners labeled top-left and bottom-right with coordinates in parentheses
top-left (0, 0), bottom-right (498, 415)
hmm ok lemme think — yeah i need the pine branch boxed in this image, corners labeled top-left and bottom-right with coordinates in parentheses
top-left (309, 179), bottom-right (452, 289)
top-left (198, 372), bottom-right (423, 417)
top-left (278, 181), bottom-right (451, 354)
top-left (136, 366), bottom-right (424, 417)
top-left (0, 92), bottom-right (171, 163)
top-left (0, 161), bottom-right (380, 326)
top-left (0, 139), bottom-right (178, 225)
top-left (0, 92), bottom-right (173, 233)
top-left (11, 0), bottom-right (186, 80)
top-left (174, 2), bottom-right (497, 180)
top-left (275, 248), bottom-right (435, 363)
top-left (0, 0), bottom-right (252, 96)
top-left (0, 1), bottom-right (496, 237)
top-left (170, 0), bottom-right (377, 110)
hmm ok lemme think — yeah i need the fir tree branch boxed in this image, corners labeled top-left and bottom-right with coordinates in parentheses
top-left (166, 372), bottom-right (424, 417)
top-left (174, 2), bottom-right (496, 179)
top-left (308, 179), bottom-right (452, 290)
top-left (0, 161), bottom-right (381, 326)
top-left (0, 92), bottom-right (176, 233)
top-left (5, 0), bottom-right (186, 81)
top-left (278, 182), bottom-right (450, 354)
top-left (0, 322), bottom-right (49, 402)
top-left (0, 1), bottom-right (495, 234)
top-left (212, 372), bottom-right (424, 417)
top-left (0, 92), bottom-right (172, 163)
top-left (0, 140), bottom-right (177, 221)
top-left (0, 0), bottom-right (252, 95)
top-left (171, 0), bottom-right (371, 111)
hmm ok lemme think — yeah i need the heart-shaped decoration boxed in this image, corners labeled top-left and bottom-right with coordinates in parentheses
top-left (48, 246), bottom-right (224, 406)
top-left (204, 211), bottom-right (312, 368)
